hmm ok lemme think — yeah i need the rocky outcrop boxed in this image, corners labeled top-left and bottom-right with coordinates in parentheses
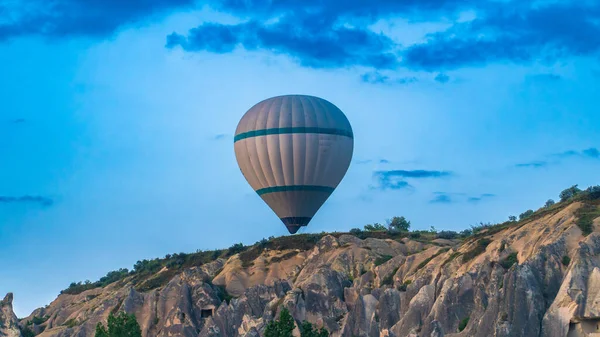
top-left (1, 293), bottom-right (22, 337)
top-left (9, 201), bottom-right (600, 337)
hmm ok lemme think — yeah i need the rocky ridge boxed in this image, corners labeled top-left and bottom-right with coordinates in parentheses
top-left (3, 197), bottom-right (600, 337)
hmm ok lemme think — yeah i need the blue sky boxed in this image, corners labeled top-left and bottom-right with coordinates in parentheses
top-left (1, 0), bottom-right (599, 317)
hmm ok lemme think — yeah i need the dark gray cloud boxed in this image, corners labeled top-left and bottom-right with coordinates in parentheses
top-left (372, 169), bottom-right (452, 191)
top-left (583, 147), bottom-right (600, 158)
top-left (403, 3), bottom-right (600, 71)
top-left (170, 1), bottom-right (600, 72)
top-left (376, 170), bottom-right (453, 179)
top-left (0, 196), bottom-right (53, 207)
top-left (360, 72), bottom-right (418, 85)
top-left (515, 161), bottom-right (548, 168)
top-left (3, 1), bottom-right (599, 72)
top-left (0, 0), bottom-right (196, 40)
top-left (526, 73), bottom-right (562, 82)
top-left (518, 147), bottom-right (600, 169)
top-left (467, 193), bottom-right (495, 203)
top-left (430, 194), bottom-right (453, 203)
top-left (166, 17), bottom-right (400, 70)
top-left (430, 191), bottom-right (494, 204)
top-left (434, 73), bottom-right (450, 83)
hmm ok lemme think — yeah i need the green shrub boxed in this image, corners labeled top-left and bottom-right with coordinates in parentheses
top-left (64, 318), bottom-right (78, 328)
top-left (364, 223), bottom-right (387, 232)
top-left (463, 238), bottom-right (492, 262)
top-left (519, 210), bottom-right (534, 220)
top-left (398, 279), bottom-right (412, 292)
top-left (500, 253), bottom-right (518, 269)
top-left (264, 308), bottom-right (296, 337)
top-left (374, 255), bottom-right (393, 266)
top-left (416, 248), bottom-right (450, 271)
top-left (381, 267), bottom-right (399, 287)
top-left (95, 311), bottom-right (141, 337)
top-left (20, 326), bottom-right (36, 337)
top-left (575, 203), bottom-right (600, 236)
top-left (562, 255), bottom-right (571, 266)
top-left (560, 185), bottom-right (581, 202)
top-left (458, 317), bottom-right (470, 332)
top-left (299, 320), bottom-right (329, 337)
top-left (442, 252), bottom-right (461, 266)
top-left (387, 216), bottom-right (411, 232)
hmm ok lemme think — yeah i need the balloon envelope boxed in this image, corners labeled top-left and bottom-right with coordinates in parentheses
top-left (234, 95), bottom-right (354, 234)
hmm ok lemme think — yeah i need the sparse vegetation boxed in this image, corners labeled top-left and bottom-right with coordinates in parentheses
top-left (381, 267), bottom-right (399, 287)
top-left (20, 326), bottom-right (36, 337)
top-left (95, 311), bottom-right (141, 337)
top-left (374, 255), bottom-right (393, 266)
top-left (398, 279), bottom-right (412, 292)
top-left (64, 318), bottom-right (78, 328)
top-left (458, 317), bottom-right (470, 332)
top-left (416, 248), bottom-right (450, 271)
top-left (519, 210), bottom-right (534, 220)
top-left (31, 315), bottom-right (49, 325)
top-left (436, 230), bottom-right (458, 240)
top-left (500, 253), bottom-right (518, 269)
top-left (299, 320), bottom-right (329, 337)
top-left (442, 251), bottom-right (461, 266)
top-left (562, 255), bottom-right (571, 266)
top-left (463, 238), bottom-right (492, 262)
top-left (264, 307), bottom-right (328, 337)
top-left (364, 223), bottom-right (387, 232)
top-left (575, 203), bottom-right (600, 236)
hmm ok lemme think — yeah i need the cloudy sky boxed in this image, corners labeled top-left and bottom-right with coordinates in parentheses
top-left (1, 0), bottom-right (599, 317)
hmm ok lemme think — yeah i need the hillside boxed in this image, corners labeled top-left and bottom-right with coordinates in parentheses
top-left (3, 186), bottom-right (600, 337)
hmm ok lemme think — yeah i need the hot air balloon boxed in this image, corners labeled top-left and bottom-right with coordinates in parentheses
top-left (233, 94), bottom-right (354, 234)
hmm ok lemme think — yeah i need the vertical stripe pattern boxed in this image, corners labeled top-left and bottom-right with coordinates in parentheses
top-left (234, 95), bottom-right (354, 233)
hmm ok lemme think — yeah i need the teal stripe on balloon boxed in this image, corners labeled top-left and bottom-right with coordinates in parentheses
top-left (234, 127), bottom-right (353, 142)
top-left (256, 185), bottom-right (335, 196)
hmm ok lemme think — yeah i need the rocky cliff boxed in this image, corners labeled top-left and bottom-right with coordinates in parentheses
top-left (5, 196), bottom-right (600, 337)
top-left (1, 293), bottom-right (22, 337)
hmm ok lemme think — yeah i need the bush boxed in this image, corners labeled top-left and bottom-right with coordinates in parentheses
top-left (227, 243), bottom-right (246, 256)
top-left (463, 238), bottom-right (492, 262)
top-left (575, 203), bottom-right (600, 236)
top-left (20, 326), bottom-right (36, 337)
top-left (374, 255), bottom-right (393, 266)
top-left (381, 267), bottom-right (399, 287)
top-left (264, 308), bottom-right (296, 337)
top-left (364, 223), bottom-right (387, 232)
top-left (95, 311), bottom-right (141, 337)
top-left (560, 185), bottom-right (582, 202)
top-left (349, 228), bottom-right (362, 235)
top-left (508, 215), bottom-right (517, 222)
top-left (437, 231), bottom-right (458, 240)
top-left (545, 199), bottom-right (556, 208)
top-left (458, 317), bottom-right (470, 332)
top-left (299, 320), bottom-right (329, 337)
top-left (387, 216), bottom-right (410, 232)
top-left (398, 279), bottom-right (412, 292)
top-left (519, 210), bottom-right (534, 220)
top-left (562, 255), bottom-right (571, 266)
top-left (416, 248), bottom-right (449, 271)
top-left (500, 253), bottom-right (518, 269)
top-left (409, 232), bottom-right (421, 239)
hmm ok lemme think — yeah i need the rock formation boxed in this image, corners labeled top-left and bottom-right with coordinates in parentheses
top-left (7, 199), bottom-right (600, 337)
